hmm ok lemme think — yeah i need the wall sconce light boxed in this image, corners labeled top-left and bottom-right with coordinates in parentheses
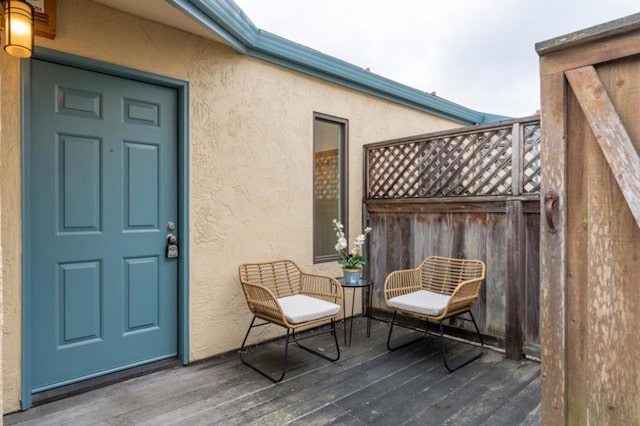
top-left (2, 0), bottom-right (34, 58)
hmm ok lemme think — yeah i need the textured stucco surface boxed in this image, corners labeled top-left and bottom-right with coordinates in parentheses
top-left (0, 0), bottom-right (462, 413)
top-left (1, 73), bottom-right (5, 421)
top-left (1, 50), bottom-right (23, 416)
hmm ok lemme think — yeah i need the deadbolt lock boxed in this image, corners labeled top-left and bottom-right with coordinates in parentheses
top-left (166, 234), bottom-right (179, 258)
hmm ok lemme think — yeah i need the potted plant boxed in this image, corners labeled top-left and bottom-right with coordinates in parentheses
top-left (332, 219), bottom-right (372, 285)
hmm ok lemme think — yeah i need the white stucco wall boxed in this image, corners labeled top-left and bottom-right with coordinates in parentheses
top-left (0, 0), bottom-right (463, 413)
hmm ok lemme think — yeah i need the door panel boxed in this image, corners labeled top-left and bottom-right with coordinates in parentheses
top-left (30, 60), bottom-right (179, 391)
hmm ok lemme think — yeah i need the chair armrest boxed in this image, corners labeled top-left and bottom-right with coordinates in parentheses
top-left (300, 273), bottom-right (342, 305)
top-left (383, 268), bottom-right (422, 302)
top-left (446, 277), bottom-right (484, 313)
top-left (239, 281), bottom-right (287, 326)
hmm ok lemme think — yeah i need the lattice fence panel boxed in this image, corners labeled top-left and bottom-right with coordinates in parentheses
top-left (366, 118), bottom-right (541, 199)
top-left (367, 142), bottom-right (423, 198)
top-left (522, 122), bottom-right (541, 193)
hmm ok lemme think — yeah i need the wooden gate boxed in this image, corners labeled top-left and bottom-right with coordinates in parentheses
top-left (538, 14), bottom-right (640, 425)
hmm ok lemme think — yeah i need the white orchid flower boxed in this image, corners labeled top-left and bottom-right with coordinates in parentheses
top-left (337, 237), bottom-right (348, 248)
top-left (332, 218), bottom-right (372, 268)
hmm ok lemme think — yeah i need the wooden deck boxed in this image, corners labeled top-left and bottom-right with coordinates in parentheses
top-left (5, 318), bottom-right (541, 425)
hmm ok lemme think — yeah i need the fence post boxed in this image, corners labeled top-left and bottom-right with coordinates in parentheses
top-left (512, 122), bottom-right (523, 195)
top-left (506, 199), bottom-right (525, 359)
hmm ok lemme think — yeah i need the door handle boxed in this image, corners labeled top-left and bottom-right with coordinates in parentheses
top-left (544, 192), bottom-right (559, 234)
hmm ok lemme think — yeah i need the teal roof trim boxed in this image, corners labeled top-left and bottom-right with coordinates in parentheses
top-left (168, 0), bottom-right (251, 52)
top-left (481, 112), bottom-right (514, 123)
top-left (167, 0), bottom-right (491, 125)
top-left (251, 31), bottom-right (486, 124)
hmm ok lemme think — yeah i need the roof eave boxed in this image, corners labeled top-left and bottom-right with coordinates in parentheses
top-left (167, 0), bottom-right (488, 125)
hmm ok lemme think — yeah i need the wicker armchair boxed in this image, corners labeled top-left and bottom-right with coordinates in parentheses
top-left (238, 259), bottom-right (342, 382)
top-left (384, 256), bottom-right (486, 372)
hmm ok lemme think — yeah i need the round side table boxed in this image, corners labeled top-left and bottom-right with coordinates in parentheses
top-left (336, 277), bottom-right (373, 346)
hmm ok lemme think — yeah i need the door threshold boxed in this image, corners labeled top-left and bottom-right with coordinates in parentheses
top-left (31, 358), bottom-right (182, 408)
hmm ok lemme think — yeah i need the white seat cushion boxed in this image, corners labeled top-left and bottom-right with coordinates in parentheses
top-left (387, 290), bottom-right (450, 317)
top-left (277, 295), bottom-right (341, 324)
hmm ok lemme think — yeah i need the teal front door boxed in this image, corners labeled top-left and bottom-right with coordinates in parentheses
top-left (30, 60), bottom-right (179, 392)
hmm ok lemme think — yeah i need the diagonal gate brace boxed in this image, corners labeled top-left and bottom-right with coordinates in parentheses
top-left (565, 65), bottom-right (640, 230)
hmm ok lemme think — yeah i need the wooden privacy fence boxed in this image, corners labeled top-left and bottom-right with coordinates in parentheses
top-left (363, 116), bottom-right (541, 359)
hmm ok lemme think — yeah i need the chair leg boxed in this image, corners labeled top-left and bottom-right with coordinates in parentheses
top-left (239, 316), bottom-right (290, 383)
top-left (240, 316), bottom-right (341, 383)
top-left (439, 310), bottom-right (484, 373)
top-left (292, 318), bottom-right (341, 362)
top-left (386, 310), bottom-right (429, 351)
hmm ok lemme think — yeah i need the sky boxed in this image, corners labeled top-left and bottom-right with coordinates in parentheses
top-left (233, 0), bottom-right (639, 118)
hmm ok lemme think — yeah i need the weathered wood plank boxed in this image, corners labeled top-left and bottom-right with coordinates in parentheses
top-left (565, 65), bottom-right (640, 230)
top-left (434, 362), bottom-right (541, 425)
top-left (365, 198), bottom-right (532, 212)
top-left (585, 127), bottom-right (640, 423)
top-left (481, 375), bottom-right (542, 426)
top-left (563, 87), bottom-right (590, 425)
top-left (461, 213), bottom-right (489, 333)
top-left (512, 122), bottom-right (523, 195)
top-left (537, 22), bottom-right (640, 76)
top-left (407, 355), bottom-right (538, 425)
top-left (505, 200), bottom-right (524, 359)
top-left (484, 213), bottom-right (507, 338)
top-left (368, 214), bottom-right (387, 310)
top-left (346, 350), bottom-right (505, 426)
top-left (536, 13), bottom-right (640, 56)
top-left (524, 212), bottom-right (540, 352)
top-left (581, 59), bottom-right (640, 424)
top-left (539, 70), bottom-right (568, 425)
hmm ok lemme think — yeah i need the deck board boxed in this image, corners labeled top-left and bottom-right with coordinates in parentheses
top-left (5, 318), bottom-right (540, 425)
